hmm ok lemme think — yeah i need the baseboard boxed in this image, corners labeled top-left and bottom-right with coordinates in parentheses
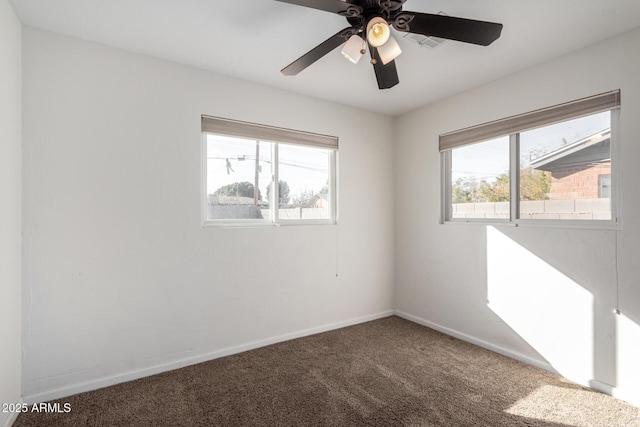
top-left (589, 379), bottom-right (615, 395)
top-left (23, 310), bottom-right (395, 404)
top-left (0, 398), bottom-right (23, 427)
top-left (394, 310), bottom-right (556, 374)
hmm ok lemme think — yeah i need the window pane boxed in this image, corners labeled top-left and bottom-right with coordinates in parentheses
top-left (206, 135), bottom-right (272, 220)
top-left (277, 144), bottom-right (331, 220)
top-left (520, 111), bottom-right (611, 220)
top-left (450, 136), bottom-right (510, 219)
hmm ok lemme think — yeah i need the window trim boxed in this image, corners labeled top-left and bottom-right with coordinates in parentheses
top-left (201, 117), bottom-right (338, 227)
top-left (440, 91), bottom-right (621, 229)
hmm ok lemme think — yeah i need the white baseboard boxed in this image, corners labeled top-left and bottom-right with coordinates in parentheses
top-left (588, 379), bottom-right (615, 395)
top-left (23, 310), bottom-right (395, 404)
top-left (394, 310), bottom-right (556, 374)
top-left (0, 398), bottom-right (23, 427)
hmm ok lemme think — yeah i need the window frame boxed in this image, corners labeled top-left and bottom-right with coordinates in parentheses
top-left (201, 116), bottom-right (338, 227)
top-left (440, 91), bottom-right (621, 229)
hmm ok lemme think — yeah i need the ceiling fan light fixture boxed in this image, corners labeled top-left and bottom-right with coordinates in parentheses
top-left (366, 17), bottom-right (390, 47)
top-left (277, 1), bottom-right (503, 90)
top-left (341, 34), bottom-right (366, 64)
top-left (378, 35), bottom-right (402, 65)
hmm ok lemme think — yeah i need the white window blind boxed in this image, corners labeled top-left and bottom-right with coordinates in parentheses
top-left (202, 115), bottom-right (338, 150)
top-left (439, 90), bottom-right (620, 152)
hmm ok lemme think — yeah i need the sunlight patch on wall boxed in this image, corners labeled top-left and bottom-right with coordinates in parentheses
top-left (486, 226), bottom-right (594, 383)
top-left (615, 313), bottom-right (640, 405)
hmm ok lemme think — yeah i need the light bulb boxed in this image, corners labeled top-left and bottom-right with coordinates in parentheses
top-left (366, 17), bottom-right (390, 48)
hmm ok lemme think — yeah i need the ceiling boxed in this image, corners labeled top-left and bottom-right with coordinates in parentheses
top-left (10, 0), bottom-right (640, 116)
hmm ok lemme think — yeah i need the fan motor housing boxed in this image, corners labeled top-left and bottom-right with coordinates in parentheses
top-left (345, 0), bottom-right (405, 29)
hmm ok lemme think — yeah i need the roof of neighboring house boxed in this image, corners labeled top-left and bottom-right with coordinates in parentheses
top-left (530, 128), bottom-right (610, 172)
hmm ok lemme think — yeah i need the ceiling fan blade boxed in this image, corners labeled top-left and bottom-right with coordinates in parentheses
top-left (281, 28), bottom-right (353, 76)
top-left (274, 0), bottom-right (352, 14)
top-left (396, 12), bottom-right (503, 46)
top-left (370, 46), bottom-right (399, 90)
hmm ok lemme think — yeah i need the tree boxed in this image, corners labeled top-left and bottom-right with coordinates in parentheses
top-left (520, 167), bottom-right (551, 201)
top-left (452, 168), bottom-right (551, 204)
top-left (452, 175), bottom-right (509, 203)
top-left (267, 180), bottom-right (290, 205)
top-left (477, 174), bottom-right (509, 202)
top-left (452, 177), bottom-right (479, 203)
top-left (292, 190), bottom-right (319, 208)
top-left (214, 181), bottom-right (261, 200)
top-left (319, 179), bottom-right (329, 195)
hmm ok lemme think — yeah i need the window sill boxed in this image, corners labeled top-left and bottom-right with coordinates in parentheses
top-left (442, 218), bottom-right (621, 231)
top-left (201, 220), bottom-right (337, 229)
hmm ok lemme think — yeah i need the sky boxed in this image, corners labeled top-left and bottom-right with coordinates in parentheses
top-left (206, 135), bottom-right (330, 200)
top-left (451, 111), bottom-right (611, 182)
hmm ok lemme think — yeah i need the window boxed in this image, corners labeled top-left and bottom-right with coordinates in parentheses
top-left (450, 136), bottom-right (510, 220)
top-left (441, 91), bottom-right (620, 225)
top-left (202, 116), bottom-right (337, 226)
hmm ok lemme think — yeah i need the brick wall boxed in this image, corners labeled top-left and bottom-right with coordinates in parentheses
top-left (549, 163), bottom-right (610, 200)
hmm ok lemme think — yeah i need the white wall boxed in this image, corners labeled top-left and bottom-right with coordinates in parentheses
top-left (395, 26), bottom-right (640, 406)
top-left (0, 0), bottom-right (22, 426)
top-left (21, 28), bottom-right (395, 401)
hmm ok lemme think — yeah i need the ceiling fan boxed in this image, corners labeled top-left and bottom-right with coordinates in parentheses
top-left (276, 0), bottom-right (503, 89)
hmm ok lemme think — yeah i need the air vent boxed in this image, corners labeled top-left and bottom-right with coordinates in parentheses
top-left (402, 11), bottom-right (447, 49)
top-left (403, 33), bottom-right (446, 48)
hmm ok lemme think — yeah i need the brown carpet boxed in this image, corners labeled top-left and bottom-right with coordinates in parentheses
top-left (14, 316), bottom-right (640, 426)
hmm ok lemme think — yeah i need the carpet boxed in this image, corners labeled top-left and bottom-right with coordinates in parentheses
top-left (14, 316), bottom-right (640, 426)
